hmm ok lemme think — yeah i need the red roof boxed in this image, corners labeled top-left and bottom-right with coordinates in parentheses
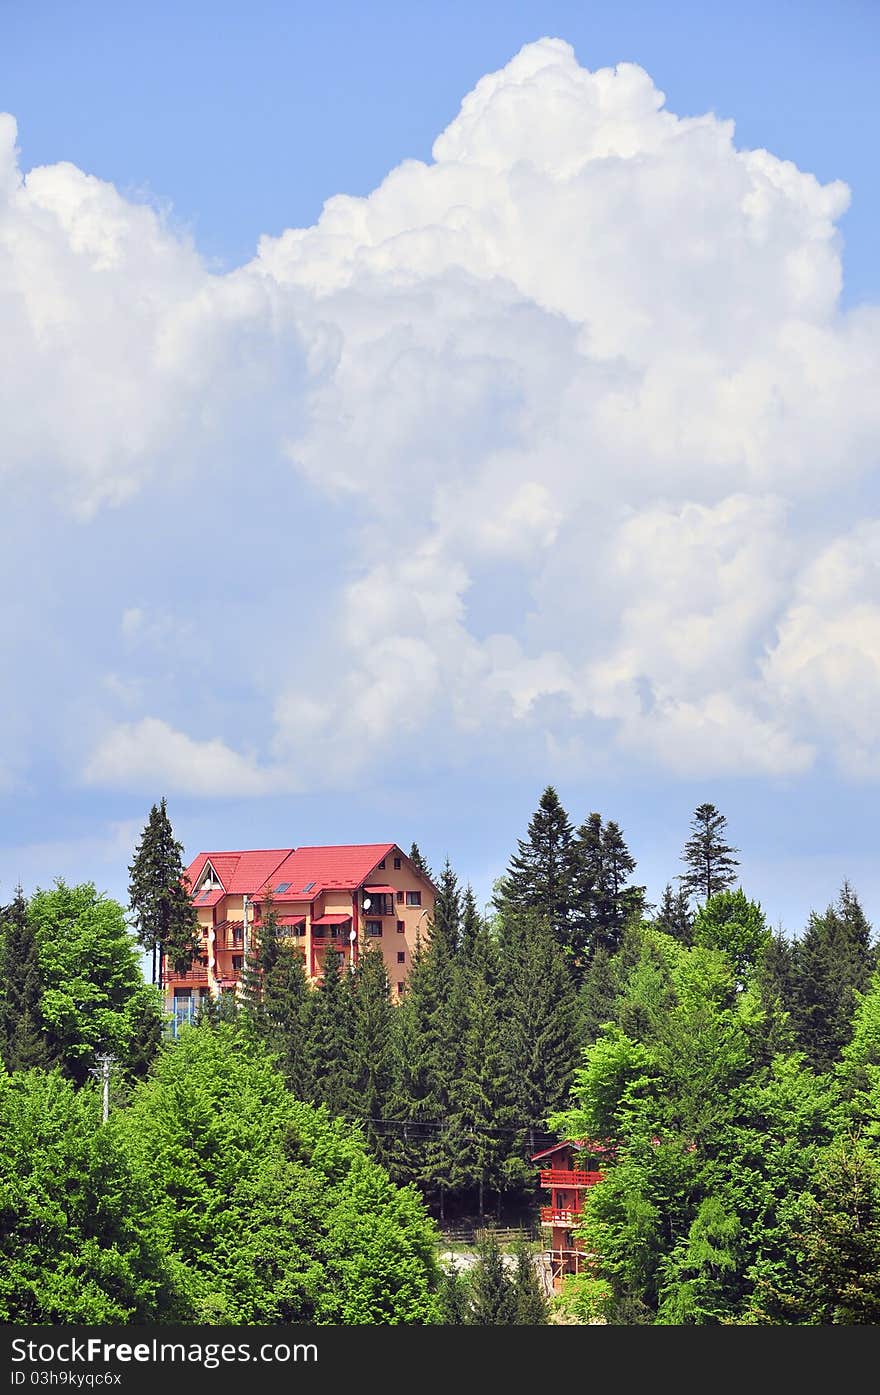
top-left (259, 844), bottom-right (396, 897)
top-left (185, 850), bottom-right (292, 895)
top-left (192, 888), bottom-right (225, 908)
top-left (364, 883), bottom-right (395, 894)
top-left (185, 843), bottom-right (434, 904)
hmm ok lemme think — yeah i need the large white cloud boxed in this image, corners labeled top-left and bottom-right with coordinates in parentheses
top-left (1, 38), bottom-right (878, 794)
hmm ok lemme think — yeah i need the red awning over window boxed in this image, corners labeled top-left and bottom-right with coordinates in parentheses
top-left (364, 884), bottom-right (395, 894)
top-left (311, 913), bottom-right (352, 926)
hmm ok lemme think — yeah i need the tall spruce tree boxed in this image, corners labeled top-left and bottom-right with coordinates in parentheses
top-left (571, 814), bottom-right (644, 962)
top-left (467, 1232), bottom-right (516, 1324)
top-left (263, 942), bottom-right (317, 1103)
top-left (460, 885), bottom-right (484, 963)
top-left (653, 883), bottom-right (694, 946)
top-left (410, 843), bottom-right (434, 881)
top-left (497, 909), bottom-right (581, 1178)
top-left (495, 786), bottom-right (575, 951)
top-left (432, 858), bottom-right (462, 956)
top-left (446, 933), bottom-right (516, 1218)
top-left (348, 946), bottom-right (395, 1162)
top-left (311, 943), bottom-right (355, 1119)
top-left (512, 1240), bottom-right (549, 1324)
top-left (0, 888), bottom-right (51, 1071)
top-left (128, 799), bottom-right (200, 986)
top-left (679, 803), bottom-right (739, 904)
top-left (791, 882), bottom-right (875, 1071)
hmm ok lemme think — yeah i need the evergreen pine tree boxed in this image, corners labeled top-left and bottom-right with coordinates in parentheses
top-left (569, 814), bottom-right (644, 965)
top-left (348, 946), bottom-right (395, 1162)
top-left (512, 1240), bottom-right (549, 1324)
top-left (792, 882), bottom-right (875, 1071)
top-left (460, 885), bottom-right (484, 963)
top-left (386, 936), bottom-right (445, 1195)
top-left (495, 786), bottom-right (575, 951)
top-left (432, 858), bottom-right (462, 956)
top-left (578, 946), bottom-right (619, 1045)
top-left (679, 803), bottom-right (740, 904)
top-left (437, 1264), bottom-right (470, 1324)
top-left (447, 934), bottom-right (516, 1218)
top-left (468, 1232), bottom-right (516, 1324)
top-left (127, 799), bottom-right (200, 986)
top-left (311, 943), bottom-right (355, 1118)
top-left (238, 887), bottom-right (282, 1026)
top-left (264, 942), bottom-right (317, 1103)
top-left (497, 910), bottom-right (581, 1180)
top-left (0, 887), bottom-right (51, 1071)
top-left (653, 883), bottom-right (694, 945)
top-left (410, 843), bottom-right (434, 881)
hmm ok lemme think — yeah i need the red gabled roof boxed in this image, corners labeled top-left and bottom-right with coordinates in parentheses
top-left (185, 843), bottom-right (432, 903)
top-left (258, 844), bottom-right (396, 897)
top-left (185, 849), bottom-right (293, 896)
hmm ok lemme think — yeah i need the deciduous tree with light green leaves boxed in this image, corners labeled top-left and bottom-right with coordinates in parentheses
top-left (27, 881), bottom-right (163, 1085)
top-left (117, 1024), bottom-right (443, 1324)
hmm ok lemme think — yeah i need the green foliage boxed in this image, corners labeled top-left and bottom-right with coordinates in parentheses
top-left (749, 1137), bottom-right (880, 1324)
top-left (127, 798), bottom-right (200, 984)
top-left (551, 928), bottom-right (841, 1324)
top-left (652, 883), bottom-right (694, 946)
top-left (692, 890), bottom-right (771, 986)
top-left (0, 887), bottom-right (51, 1071)
top-left (494, 786), bottom-right (576, 951)
top-left (311, 943), bottom-right (355, 1118)
top-left (117, 1024), bottom-right (442, 1324)
top-left (348, 946), bottom-right (395, 1160)
top-left (497, 910), bottom-right (581, 1182)
top-left (467, 1232), bottom-right (516, 1324)
top-left (679, 803), bottom-right (739, 904)
top-left (0, 1069), bottom-right (179, 1323)
top-left (511, 1240), bottom-right (549, 1323)
top-left (792, 883), bottom-right (876, 1071)
top-left (571, 814), bottom-right (645, 962)
top-left (28, 881), bottom-right (163, 1085)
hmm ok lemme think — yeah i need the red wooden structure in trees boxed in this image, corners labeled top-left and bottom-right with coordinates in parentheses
top-left (532, 1140), bottom-right (607, 1289)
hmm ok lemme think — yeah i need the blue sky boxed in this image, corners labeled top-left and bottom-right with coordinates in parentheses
top-left (1, 2), bottom-right (879, 933)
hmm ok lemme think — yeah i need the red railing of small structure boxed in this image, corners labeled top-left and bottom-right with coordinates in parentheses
top-left (540, 1206), bottom-right (583, 1226)
top-left (540, 1169), bottom-right (604, 1189)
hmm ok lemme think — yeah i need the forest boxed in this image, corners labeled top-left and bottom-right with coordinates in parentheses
top-left (1, 789), bottom-right (879, 1325)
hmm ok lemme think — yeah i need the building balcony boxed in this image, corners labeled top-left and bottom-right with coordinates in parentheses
top-left (540, 1169), bottom-right (603, 1189)
top-left (540, 1206), bottom-right (583, 1226)
top-left (165, 966), bottom-right (209, 986)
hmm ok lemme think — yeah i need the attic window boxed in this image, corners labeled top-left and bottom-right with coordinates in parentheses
top-left (302, 881), bottom-right (316, 893)
top-left (274, 882), bottom-right (291, 894)
top-left (377, 860), bottom-right (385, 869)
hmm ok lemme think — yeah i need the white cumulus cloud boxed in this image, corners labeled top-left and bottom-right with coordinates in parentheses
top-left (1, 39), bottom-right (878, 794)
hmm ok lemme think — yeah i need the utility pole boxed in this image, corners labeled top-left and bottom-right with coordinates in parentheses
top-left (92, 1051), bottom-right (115, 1123)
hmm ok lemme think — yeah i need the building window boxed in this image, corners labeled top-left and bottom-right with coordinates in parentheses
top-left (394, 856), bottom-right (401, 869)
top-left (232, 955), bottom-right (243, 972)
top-left (397, 920), bottom-right (405, 933)
top-left (377, 859), bottom-right (385, 869)
top-left (406, 891), bottom-right (422, 906)
top-left (232, 927), bottom-right (243, 945)
top-left (397, 981), bottom-right (405, 995)
top-left (366, 920), bottom-right (383, 937)
top-left (397, 951), bottom-right (406, 964)
top-left (396, 890), bottom-right (404, 904)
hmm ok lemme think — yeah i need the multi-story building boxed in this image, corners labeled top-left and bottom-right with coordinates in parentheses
top-left (532, 1139), bottom-right (607, 1289)
top-left (163, 842), bottom-right (436, 1031)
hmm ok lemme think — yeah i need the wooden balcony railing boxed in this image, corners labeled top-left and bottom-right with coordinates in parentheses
top-left (540, 1206), bottom-right (583, 1226)
top-left (164, 966), bottom-right (208, 985)
top-left (540, 1169), bottom-right (603, 1189)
